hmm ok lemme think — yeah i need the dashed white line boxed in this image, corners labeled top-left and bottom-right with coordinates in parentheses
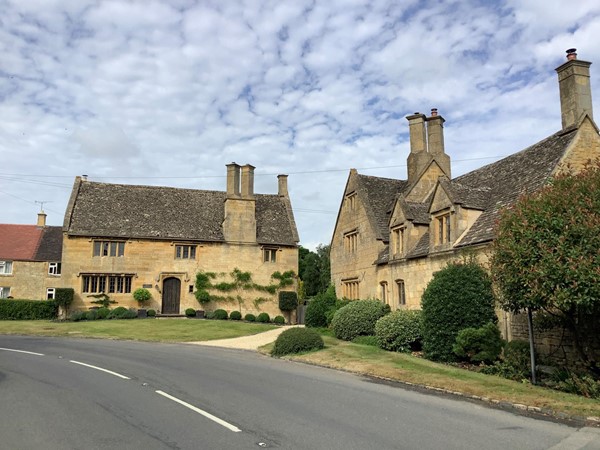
top-left (155, 390), bottom-right (242, 433)
top-left (0, 347), bottom-right (44, 356)
top-left (69, 360), bottom-right (131, 379)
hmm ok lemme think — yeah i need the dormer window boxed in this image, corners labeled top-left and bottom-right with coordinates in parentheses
top-left (436, 213), bottom-right (451, 245)
top-left (392, 226), bottom-right (405, 256)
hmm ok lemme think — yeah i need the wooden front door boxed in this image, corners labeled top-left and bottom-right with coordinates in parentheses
top-left (162, 277), bottom-right (181, 314)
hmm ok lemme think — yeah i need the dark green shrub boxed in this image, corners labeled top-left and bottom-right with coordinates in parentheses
top-left (544, 369), bottom-right (600, 399)
top-left (55, 288), bottom-right (74, 314)
top-left (421, 261), bottom-right (497, 362)
top-left (230, 310), bottom-right (242, 320)
top-left (213, 309), bottom-right (228, 320)
top-left (205, 311), bottom-right (215, 319)
top-left (0, 299), bottom-right (58, 320)
top-left (273, 315), bottom-right (285, 325)
top-left (88, 293), bottom-right (116, 308)
top-left (375, 309), bottom-right (423, 352)
top-left (278, 291), bottom-right (298, 311)
top-left (133, 288), bottom-right (152, 305)
top-left (305, 286), bottom-right (337, 328)
top-left (97, 307), bottom-right (110, 319)
top-left (185, 308), bottom-right (196, 317)
top-left (257, 312), bottom-right (270, 323)
top-left (352, 335), bottom-right (379, 346)
top-left (271, 328), bottom-right (324, 356)
top-left (244, 313), bottom-right (256, 322)
top-left (331, 300), bottom-right (389, 341)
top-left (86, 309), bottom-right (99, 320)
top-left (453, 322), bottom-right (504, 364)
top-left (108, 306), bottom-right (129, 319)
top-left (325, 298), bottom-right (352, 327)
top-left (147, 309), bottom-right (156, 317)
top-left (69, 310), bottom-right (86, 321)
top-left (121, 308), bottom-right (137, 319)
top-left (504, 340), bottom-right (532, 374)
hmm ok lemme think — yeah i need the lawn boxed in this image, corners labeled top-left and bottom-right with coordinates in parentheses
top-left (263, 333), bottom-right (600, 420)
top-left (0, 319), bottom-right (277, 342)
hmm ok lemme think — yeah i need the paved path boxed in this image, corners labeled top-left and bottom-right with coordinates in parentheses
top-left (190, 325), bottom-right (302, 350)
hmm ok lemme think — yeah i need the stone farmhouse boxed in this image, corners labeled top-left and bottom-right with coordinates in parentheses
top-left (331, 49), bottom-right (599, 338)
top-left (61, 163), bottom-right (299, 317)
top-left (0, 212), bottom-right (63, 300)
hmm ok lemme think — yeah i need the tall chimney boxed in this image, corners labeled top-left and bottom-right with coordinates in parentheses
top-left (278, 174), bottom-right (289, 197)
top-left (37, 211), bottom-right (47, 227)
top-left (556, 48), bottom-right (593, 129)
top-left (226, 163), bottom-right (241, 197)
top-left (406, 112), bottom-right (429, 184)
top-left (240, 164), bottom-right (255, 198)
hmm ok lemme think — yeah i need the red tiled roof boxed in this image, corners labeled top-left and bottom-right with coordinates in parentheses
top-left (0, 225), bottom-right (44, 260)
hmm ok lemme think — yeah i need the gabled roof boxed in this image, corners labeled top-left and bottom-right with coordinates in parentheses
top-left (64, 180), bottom-right (298, 246)
top-left (0, 225), bottom-right (62, 261)
top-left (437, 178), bottom-right (490, 211)
top-left (455, 126), bottom-right (578, 247)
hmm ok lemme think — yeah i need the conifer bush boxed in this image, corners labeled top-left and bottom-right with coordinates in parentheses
top-left (331, 300), bottom-right (389, 341)
top-left (453, 322), bottom-right (504, 364)
top-left (271, 327), bottom-right (324, 356)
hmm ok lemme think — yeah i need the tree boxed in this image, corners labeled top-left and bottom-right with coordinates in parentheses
top-left (491, 163), bottom-right (600, 371)
top-left (298, 244), bottom-right (331, 297)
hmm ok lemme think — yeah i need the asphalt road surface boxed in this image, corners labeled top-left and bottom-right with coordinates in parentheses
top-left (1, 336), bottom-right (598, 450)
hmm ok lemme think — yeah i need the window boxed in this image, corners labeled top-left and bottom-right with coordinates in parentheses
top-left (0, 261), bottom-right (13, 275)
top-left (93, 241), bottom-right (125, 257)
top-left (396, 279), bottom-right (406, 306)
top-left (345, 193), bottom-right (357, 210)
top-left (392, 227), bottom-right (405, 256)
top-left (0, 287), bottom-right (11, 298)
top-left (436, 213), bottom-right (451, 244)
top-left (47, 288), bottom-right (56, 300)
top-left (82, 274), bottom-right (133, 294)
top-left (263, 248), bottom-right (277, 263)
top-left (175, 245), bottom-right (196, 259)
top-left (342, 279), bottom-right (359, 299)
top-left (380, 282), bottom-right (388, 304)
top-left (344, 231), bottom-right (358, 253)
top-left (48, 262), bottom-right (61, 276)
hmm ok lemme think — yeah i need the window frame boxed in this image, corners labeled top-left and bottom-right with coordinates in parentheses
top-left (93, 240), bottom-right (125, 257)
top-left (48, 262), bottom-right (61, 276)
top-left (343, 230), bottom-right (358, 253)
top-left (342, 278), bottom-right (360, 300)
top-left (392, 226), bottom-right (405, 256)
top-left (345, 192), bottom-right (357, 211)
top-left (0, 286), bottom-right (11, 298)
top-left (47, 288), bottom-right (56, 300)
top-left (82, 274), bottom-right (133, 294)
top-left (175, 245), bottom-right (197, 260)
top-left (380, 281), bottom-right (388, 304)
top-left (435, 212), bottom-right (452, 245)
top-left (0, 260), bottom-right (13, 275)
top-left (263, 248), bottom-right (278, 263)
top-left (396, 279), bottom-right (406, 306)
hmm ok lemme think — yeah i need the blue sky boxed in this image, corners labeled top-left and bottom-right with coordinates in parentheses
top-left (1, 0), bottom-right (600, 249)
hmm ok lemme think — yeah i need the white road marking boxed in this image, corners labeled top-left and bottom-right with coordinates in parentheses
top-left (69, 360), bottom-right (131, 379)
top-left (0, 347), bottom-right (44, 356)
top-left (155, 390), bottom-right (242, 433)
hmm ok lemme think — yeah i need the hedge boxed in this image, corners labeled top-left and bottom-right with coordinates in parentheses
top-left (0, 299), bottom-right (58, 320)
top-left (331, 300), bottom-right (389, 341)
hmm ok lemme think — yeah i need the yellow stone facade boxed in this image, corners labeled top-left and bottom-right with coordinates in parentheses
top-left (0, 260), bottom-right (62, 300)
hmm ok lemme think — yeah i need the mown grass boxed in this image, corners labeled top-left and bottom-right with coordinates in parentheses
top-left (266, 333), bottom-right (600, 419)
top-left (0, 319), bottom-right (277, 342)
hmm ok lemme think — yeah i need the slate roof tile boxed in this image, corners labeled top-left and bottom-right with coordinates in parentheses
top-left (0, 225), bottom-right (62, 261)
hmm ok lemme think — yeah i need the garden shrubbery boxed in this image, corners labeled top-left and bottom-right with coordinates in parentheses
top-left (213, 309), bottom-right (228, 320)
top-left (273, 315), bottom-right (285, 325)
top-left (271, 327), bottom-right (324, 356)
top-left (421, 260), bottom-right (497, 362)
top-left (229, 311), bottom-right (242, 320)
top-left (244, 313), bottom-right (256, 322)
top-left (331, 300), bottom-right (389, 341)
top-left (375, 309), bottom-right (423, 352)
top-left (0, 299), bottom-right (58, 320)
top-left (257, 312), bottom-right (270, 323)
top-left (185, 308), bottom-right (196, 317)
top-left (453, 322), bottom-right (504, 364)
top-left (305, 286), bottom-right (337, 328)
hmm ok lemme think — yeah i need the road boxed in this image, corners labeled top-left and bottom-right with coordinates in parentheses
top-left (0, 335), bottom-right (598, 450)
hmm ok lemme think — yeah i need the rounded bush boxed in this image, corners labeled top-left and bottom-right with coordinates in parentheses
top-left (97, 307), bottom-right (110, 319)
top-left (375, 309), bottom-right (423, 352)
top-left (271, 328), bottom-right (324, 356)
top-left (273, 315), bottom-right (285, 325)
top-left (229, 310), bottom-right (242, 321)
top-left (244, 313), bottom-right (256, 322)
top-left (185, 308), bottom-right (196, 317)
top-left (453, 322), bottom-right (504, 363)
top-left (421, 261), bottom-right (497, 362)
top-left (324, 299), bottom-right (352, 327)
top-left (86, 309), bottom-right (99, 321)
top-left (257, 312), bottom-right (271, 323)
top-left (122, 308), bottom-right (137, 319)
top-left (108, 306), bottom-right (129, 319)
top-left (146, 309), bottom-right (156, 317)
top-left (331, 300), bottom-right (389, 341)
top-left (305, 287), bottom-right (336, 328)
top-left (213, 309), bottom-right (228, 320)
top-left (70, 310), bottom-right (86, 322)
top-left (133, 288), bottom-right (152, 304)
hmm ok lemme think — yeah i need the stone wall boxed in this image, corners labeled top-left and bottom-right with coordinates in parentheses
top-left (0, 260), bottom-right (62, 300)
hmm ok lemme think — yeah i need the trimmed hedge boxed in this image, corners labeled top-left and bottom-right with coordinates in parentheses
top-left (271, 327), bottom-right (324, 356)
top-left (453, 322), bottom-right (504, 363)
top-left (244, 313), bottom-right (256, 322)
top-left (185, 308), bottom-right (196, 317)
top-left (375, 309), bottom-right (423, 352)
top-left (230, 311), bottom-right (242, 320)
top-left (273, 315), bottom-right (285, 325)
top-left (55, 288), bottom-right (74, 312)
top-left (213, 309), bottom-right (228, 320)
top-left (421, 261), bottom-right (497, 362)
top-left (0, 299), bottom-right (58, 320)
top-left (147, 309), bottom-right (156, 317)
top-left (278, 291), bottom-right (298, 311)
top-left (331, 300), bottom-right (389, 341)
top-left (97, 307), bottom-right (110, 319)
top-left (257, 312), bottom-right (270, 323)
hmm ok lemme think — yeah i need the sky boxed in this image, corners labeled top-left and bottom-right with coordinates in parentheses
top-left (2, 0), bottom-right (600, 250)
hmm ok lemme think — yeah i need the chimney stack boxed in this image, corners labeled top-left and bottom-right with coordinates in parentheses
top-left (278, 174), bottom-right (289, 197)
top-left (226, 163), bottom-right (241, 197)
top-left (240, 164), bottom-right (255, 198)
top-left (37, 211), bottom-right (47, 227)
top-left (426, 108), bottom-right (445, 155)
top-left (556, 48), bottom-right (593, 129)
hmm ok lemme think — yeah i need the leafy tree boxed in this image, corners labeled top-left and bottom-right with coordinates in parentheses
top-left (298, 244), bottom-right (331, 297)
top-left (491, 163), bottom-right (600, 371)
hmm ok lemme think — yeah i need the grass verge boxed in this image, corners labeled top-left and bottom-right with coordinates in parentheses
top-left (266, 333), bottom-right (600, 420)
top-left (0, 319), bottom-right (277, 342)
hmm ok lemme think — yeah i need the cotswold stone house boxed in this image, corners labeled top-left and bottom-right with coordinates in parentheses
top-left (62, 163), bottom-right (299, 317)
top-left (0, 212), bottom-right (63, 300)
top-left (331, 50), bottom-right (599, 331)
